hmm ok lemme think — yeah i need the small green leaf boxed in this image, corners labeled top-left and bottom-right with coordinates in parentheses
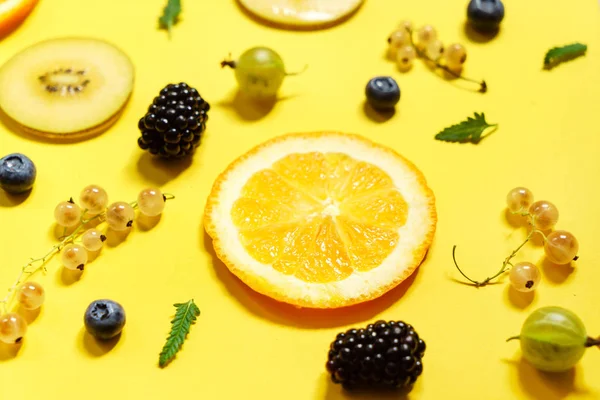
top-left (158, 299), bottom-right (200, 368)
top-left (159, 0), bottom-right (182, 37)
top-left (434, 112), bottom-right (498, 144)
top-left (544, 43), bottom-right (587, 70)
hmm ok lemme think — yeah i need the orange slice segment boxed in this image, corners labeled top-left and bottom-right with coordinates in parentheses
top-left (204, 132), bottom-right (437, 308)
top-left (335, 215), bottom-right (399, 272)
top-left (239, 223), bottom-right (301, 264)
top-left (340, 188), bottom-right (408, 229)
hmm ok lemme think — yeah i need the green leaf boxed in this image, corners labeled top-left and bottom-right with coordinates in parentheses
top-left (434, 112), bottom-right (498, 144)
top-left (544, 43), bottom-right (587, 70)
top-left (158, 299), bottom-right (200, 367)
top-left (159, 0), bottom-right (182, 37)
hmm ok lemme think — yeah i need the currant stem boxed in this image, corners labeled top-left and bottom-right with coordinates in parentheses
top-left (407, 28), bottom-right (487, 93)
top-left (452, 227), bottom-right (535, 287)
top-left (285, 64), bottom-right (309, 77)
top-left (506, 336), bottom-right (520, 342)
top-left (0, 193), bottom-right (176, 315)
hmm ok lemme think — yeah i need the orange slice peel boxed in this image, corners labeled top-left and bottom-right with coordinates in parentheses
top-left (0, 0), bottom-right (39, 37)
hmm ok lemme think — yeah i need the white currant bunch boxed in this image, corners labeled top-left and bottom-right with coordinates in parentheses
top-left (453, 187), bottom-right (579, 293)
top-left (0, 185), bottom-right (174, 345)
top-left (386, 21), bottom-right (485, 92)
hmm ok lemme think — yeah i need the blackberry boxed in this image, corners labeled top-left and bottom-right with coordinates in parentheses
top-left (137, 82), bottom-right (210, 159)
top-left (326, 320), bottom-right (426, 391)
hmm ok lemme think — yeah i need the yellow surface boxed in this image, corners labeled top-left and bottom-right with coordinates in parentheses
top-left (0, 0), bottom-right (599, 399)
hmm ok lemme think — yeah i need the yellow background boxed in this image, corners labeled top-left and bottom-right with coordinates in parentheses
top-left (1, 0), bottom-right (599, 399)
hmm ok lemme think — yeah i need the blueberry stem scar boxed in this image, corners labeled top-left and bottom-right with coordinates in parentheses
top-left (0, 193), bottom-right (176, 314)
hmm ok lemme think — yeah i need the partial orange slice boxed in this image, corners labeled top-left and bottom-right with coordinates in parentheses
top-left (0, 0), bottom-right (39, 37)
top-left (204, 132), bottom-right (436, 308)
top-left (238, 0), bottom-right (364, 28)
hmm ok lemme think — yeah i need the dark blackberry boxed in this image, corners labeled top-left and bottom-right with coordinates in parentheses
top-left (137, 82), bottom-right (210, 159)
top-left (326, 320), bottom-right (425, 391)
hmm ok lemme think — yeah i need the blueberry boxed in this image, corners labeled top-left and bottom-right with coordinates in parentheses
top-left (0, 153), bottom-right (36, 194)
top-left (365, 77), bottom-right (400, 112)
top-left (84, 299), bottom-right (126, 340)
top-left (467, 0), bottom-right (505, 33)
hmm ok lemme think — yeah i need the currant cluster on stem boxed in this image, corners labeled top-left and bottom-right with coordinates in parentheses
top-left (506, 187), bottom-right (579, 264)
top-left (387, 21), bottom-right (486, 92)
top-left (0, 185), bottom-right (174, 345)
top-left (453, 187), bottom-right (579, 292)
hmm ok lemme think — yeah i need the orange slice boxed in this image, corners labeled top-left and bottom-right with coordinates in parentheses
top-left (204, 132), bottom-right (436, 308)
top-left (0, 0), bottom-right (39, 37)
top-left (238, 0), bottom-right (364, 29)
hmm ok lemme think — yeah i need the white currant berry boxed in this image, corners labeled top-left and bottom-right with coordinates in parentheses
top-left (506, 187), bottom-right (534, 213)
top-left (445, 43), bottom-right (467, 72)
top-left (416, 25), bottom-right (437, 48)
top-left (529, 200), bottom-right (559, 231)
top-left (62, 243), bottom-right (88, 271)
top-left (396, 45), bottom-right (417, 71)
top-left (79, 185), bottom-right (108, 214)
top-left (54, 201), bottom-right (81, 227)
top-left (509, 262), bottom-right (541, 292)
top-left (137, 188), bottom-right (166, 217)
top-left (106, 202), bottom-right (135, 231)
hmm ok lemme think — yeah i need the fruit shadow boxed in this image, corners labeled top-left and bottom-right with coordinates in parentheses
top-left (0, 189), bottom-right (32, 207)
top-left (104, 227), bottom-right (132, 248)
top-left (216, 89), bottom-right (296, 121)
top-left (0, 341), bottom-right (23, 361)
top-left (136, 213), bottom-right (162, 231)
top-left (322, 374), bottom-right (412, 400)
top-left (234, 0), bottom-right (363, 32)
top-left (0, 108), bottom-right (119, 144)
top-left (462, 22), bottom-right (500, 44)
top-left (362, 102), bottom-right (396, 123)
top-left (17, 304), bottom-right (42, 325)
top-left (203, 230), bottom-right (418, 329)
top-left (78, 327), bottom-right (120, 357)
top-left (503, 208), bottom-right (529, 229)
top-left (505, 285), bottom-right (535, 310)
top-left (136, 152), bottom-right (192, 186)
top-left (540, 257), bottom-right (575, 284)
top-left (57, 266), bottom-right (83, 286)
top-left (504, 358), bottom-right (590, 400)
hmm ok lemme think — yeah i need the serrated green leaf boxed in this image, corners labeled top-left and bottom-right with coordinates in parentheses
top-left (434, 112), bottom-right (498, 144)
top-left (543, 43), bottom-right (587, 69)
top-left (159, 0), bottom-right (181, 37)
top-left (158, 299), bottom-right (200, 368)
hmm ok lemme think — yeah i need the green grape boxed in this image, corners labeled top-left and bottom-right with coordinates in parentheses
top-left (507, 306), bottom-right (599, 372)
top-left (221, 47), bottom-right (304, 99)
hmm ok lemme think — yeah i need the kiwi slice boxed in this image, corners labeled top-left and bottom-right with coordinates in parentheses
top-left (0, 37), bottom-right (134, 139)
